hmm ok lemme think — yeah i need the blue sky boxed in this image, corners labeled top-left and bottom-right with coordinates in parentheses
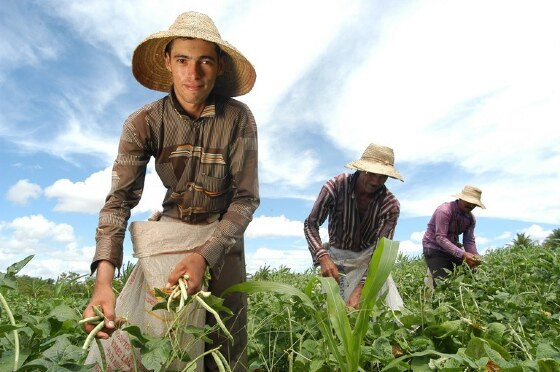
top-left (1, 0), bottom-right (559, 278)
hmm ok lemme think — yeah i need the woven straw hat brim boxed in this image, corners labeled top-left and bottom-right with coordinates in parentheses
top-left (345, 160), bottom-right (404, 182)
top-left (132, 31), bottom-right (256, 97)
top-left (453, 193), bottom-right (486, 209)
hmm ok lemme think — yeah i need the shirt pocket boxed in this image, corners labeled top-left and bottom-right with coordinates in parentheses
top-left (194, 173), bottom-right (231, 212)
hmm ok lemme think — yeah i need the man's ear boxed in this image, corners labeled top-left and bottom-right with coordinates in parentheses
top-left (164, 53), bottom-right (172, 72)
top-left (217, 57), bottom-right (225, 76)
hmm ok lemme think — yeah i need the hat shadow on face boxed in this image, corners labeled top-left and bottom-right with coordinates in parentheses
top-left (132, 11), bottom-right (256, 97)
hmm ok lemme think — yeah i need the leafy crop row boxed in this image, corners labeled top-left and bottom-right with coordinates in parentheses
top-left (1, 232), bottom-right (559, 371)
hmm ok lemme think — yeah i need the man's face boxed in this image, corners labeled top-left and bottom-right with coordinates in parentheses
top-left (165, 38), bottom-right (224, 113)
top-left (357, 171), bottom-right (388, 194)
top-left (458, 199), bottom-right (477, 213)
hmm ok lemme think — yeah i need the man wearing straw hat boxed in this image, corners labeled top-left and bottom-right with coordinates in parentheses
top-left (304, 143), bottom-right (404, 309)
top-left (83, 11), bottom-right (258, 371)
top-left (422, 185), bottom-right (485, 284)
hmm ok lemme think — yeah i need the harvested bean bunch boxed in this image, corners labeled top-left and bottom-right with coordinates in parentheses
top-left (160, 275), bottom-right (233, 343)
top-left (163, 274), bottom-right (190, 312)
top-left (79, 305), bottom-right (127, 350)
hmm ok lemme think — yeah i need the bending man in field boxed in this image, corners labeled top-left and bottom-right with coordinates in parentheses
top-left (304, 143), bottom-right (404, 309)
top-left (83, 12), bottom-right (259, 371)
top-left (423, 185), bottom-right (485, 286)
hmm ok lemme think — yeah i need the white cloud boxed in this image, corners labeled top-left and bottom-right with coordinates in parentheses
top-left (521, 224), bottom-right (553, 243)
top-left (246, 246), bottom-right (313, 274)
top-left (324, 0), bottom-right (560, 224)
top-left (44, 163), bottom-right (167, 215)
top-left (409, 231), bottom-right (424, 242)
top-left (495, 231), bottom-right (512, 240)
top-left (6, 179), bottom-right (42, 205)
top-left (246, 215), bottom-right (303, 239)
top-left (246, 215), bottom-right (328, 242)
top-left (44, 169), bottom-right (110, 214)
top-left (399, 240), bottom-right (422, 257)
top-left (0, 214), bottom-right (93, 279)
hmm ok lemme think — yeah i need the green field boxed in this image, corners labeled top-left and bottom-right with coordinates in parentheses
top-left (1, 232), bottom-right (559, 371)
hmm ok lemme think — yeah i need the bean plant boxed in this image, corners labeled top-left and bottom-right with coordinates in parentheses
top-left (1, 234), bottom-right (560, 371)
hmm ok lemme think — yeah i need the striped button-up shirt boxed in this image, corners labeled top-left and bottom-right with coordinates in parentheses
top-left (422, 201), bottom-right (477, 259)
top-left (93, 90), bottom-right (259, 276)
top-left (304, 172), bottom-right (400, 266)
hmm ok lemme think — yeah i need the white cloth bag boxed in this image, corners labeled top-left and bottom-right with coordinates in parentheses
top-left (86, 219), bottom-right (217, 371)
top-left (328, 244), bottom-right (404, 310)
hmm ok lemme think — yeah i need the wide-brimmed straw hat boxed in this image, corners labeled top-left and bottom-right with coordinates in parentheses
top-left (453, 185), bottom-right (486, 209)
top-left (345, 143), bottom-right (404, 182)
top-left (131, 11), bottom-right (256, 97)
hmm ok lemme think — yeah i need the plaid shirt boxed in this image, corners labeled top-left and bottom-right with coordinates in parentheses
top-left (422, 200), bottom-right (477, 259)
top-left (304, 172), bottom-right (400, 266)
top-left (93, 90), bottom-right (259, 276)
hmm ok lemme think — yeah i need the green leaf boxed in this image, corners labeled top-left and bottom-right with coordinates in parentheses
top-left (18, 358), bottom-right (53, 371)
top-left (382, 349), bottom-right (466, 371)
top-left (122, 325), bottom-right (150, 345)
top-left (1, 256), bottom-right (34, 289)
top-left (485, 338), bottom-right (512, 361)
top-left (42, 336), bottom-right (84, 365)
top-left (318, 276), bottom-right (353, 359)
top-left (0, 349), bottom-right (32, 370)
top-left (424, 320), bottom-right (462, 339)
top-left (6, 255), bottom-right (34, 276)
top-left (141, 338), bottom-right (173, 371)
top-left (411, 356), bottom-right (433, 372)
top-left (537, 343), bottom-right (560, 360)
top-left (370, 337), bottom-right (393, 363)
top-left (485, 322), bottom-right (507, 343)
top-left (537, 359), bottom-right (560, 372)
top-left (0, 273), bottom-right (16, 289)
top-left (223, 280), bottom-right (316, 310)
top-left (465, 337), bottom-right (487, 360)
top-left (200, 293), bottom-right (233, 315)
top-left (310, 358), bottom-right (325, 371)
top-left (0, 324), bottom-right (23, 335)
top-left (49, 304), bottom-right (80, 322)
top-left (151, 301), bottom-right (168, 311)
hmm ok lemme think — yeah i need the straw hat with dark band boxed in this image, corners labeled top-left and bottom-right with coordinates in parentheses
top-left (131, 11), bottom-right (256, 97)
top-left (453, 185), bottom-right (486, 209)
top-left (345, 143), bottom-right (404, 182)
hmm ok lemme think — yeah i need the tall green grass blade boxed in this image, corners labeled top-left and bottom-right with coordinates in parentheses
top-left (318, 277), bottom-right (353, 366)
top-left (223, 280), bottom-right (316, 310)
top-left (354, 238), bottom-right (400, 342)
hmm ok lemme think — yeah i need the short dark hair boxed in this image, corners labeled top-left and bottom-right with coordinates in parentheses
top-left (164, 37), bottom-right (223, 58)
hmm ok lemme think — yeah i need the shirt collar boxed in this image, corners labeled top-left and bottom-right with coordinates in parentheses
top-left (168, 85), bottom-right (216, 119)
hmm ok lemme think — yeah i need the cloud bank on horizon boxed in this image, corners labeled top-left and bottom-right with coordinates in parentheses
top-left (1, 0), bottom-right (559, 278)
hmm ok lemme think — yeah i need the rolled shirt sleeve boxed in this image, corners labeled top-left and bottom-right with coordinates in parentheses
top-left (462, 216), bottom-right (478, 254)
top-left (434, 208), bottom-right (466, 259)
top-left (304, 184), bottom-right (335, 265)
top-left (92, 113), bottom-right (151, 273)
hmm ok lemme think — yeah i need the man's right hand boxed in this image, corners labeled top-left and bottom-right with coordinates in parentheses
top-left (318, 255), bottom-right (340, 283)
top-left (464, 252), bottom-right (482, 268)
top-left (82, 260), bottom-right (116, 339)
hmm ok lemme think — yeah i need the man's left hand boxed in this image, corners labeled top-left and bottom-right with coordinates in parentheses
top-left (167, 252), bottom-right (207, 295)
top-left (346, 284), bottom-right (363, 309)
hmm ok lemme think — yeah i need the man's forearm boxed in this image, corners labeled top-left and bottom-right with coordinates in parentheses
top-left (94, 260), bottom-right (116, 288)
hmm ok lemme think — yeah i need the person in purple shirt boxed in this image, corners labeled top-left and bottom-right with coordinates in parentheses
top-left (423, 185), bottom-right (486, 283)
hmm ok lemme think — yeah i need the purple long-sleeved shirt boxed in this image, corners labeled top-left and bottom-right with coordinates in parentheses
top-left (422, 200), bottom-right (477, 259)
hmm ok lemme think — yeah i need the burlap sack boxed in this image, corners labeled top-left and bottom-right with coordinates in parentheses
top-left (86, 219), bottom-right (218, 371)
top-left (328, 244), bottom-right (404, 310)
